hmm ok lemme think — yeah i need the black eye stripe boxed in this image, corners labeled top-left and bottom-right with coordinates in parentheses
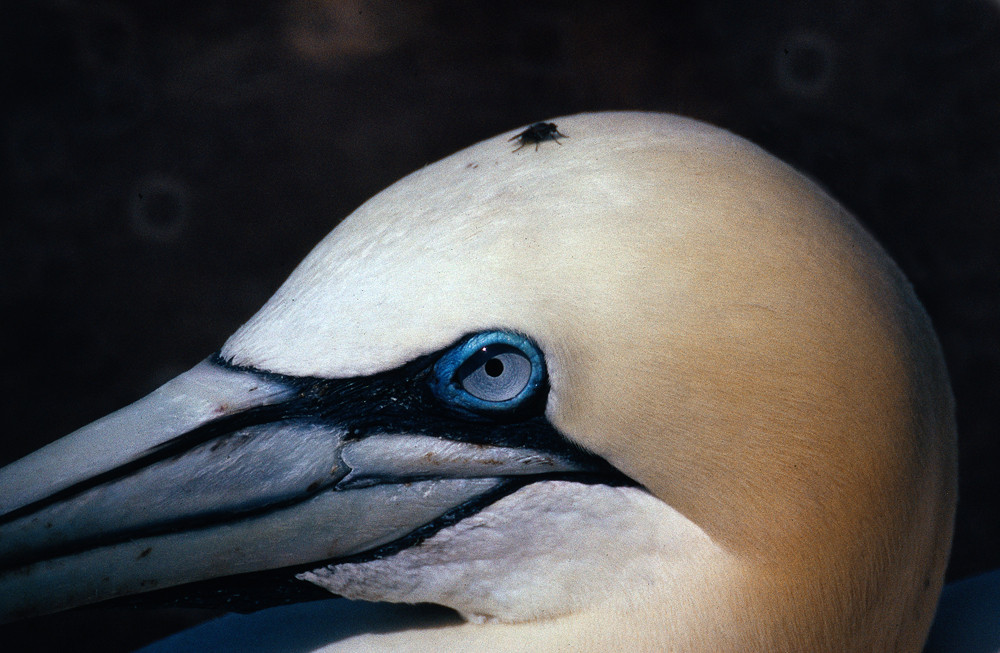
top-left (209, 336), bottom-right (556, 448)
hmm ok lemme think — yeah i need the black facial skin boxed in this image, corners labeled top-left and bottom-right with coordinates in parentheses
top-left (2, 333), bottom-right (635, 613)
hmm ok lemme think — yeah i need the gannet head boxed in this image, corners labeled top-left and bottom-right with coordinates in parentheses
top-left (0, 112), bottom-right (956, 650)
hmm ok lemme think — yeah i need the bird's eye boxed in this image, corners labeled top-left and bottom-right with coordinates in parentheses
top-left (460, 346), bottom-right (532, 401)
top-left (431, 332), bottom-right (546, 414)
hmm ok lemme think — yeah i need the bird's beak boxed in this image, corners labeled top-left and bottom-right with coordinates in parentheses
top-left (0, 356), bottom-right (600, 623)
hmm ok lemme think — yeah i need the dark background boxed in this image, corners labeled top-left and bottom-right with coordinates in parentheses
top-left (2, 1), bottom-right (998, 650)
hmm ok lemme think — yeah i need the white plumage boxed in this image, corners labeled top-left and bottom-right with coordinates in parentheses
top-left (1, 112), bottom-right (983, 651)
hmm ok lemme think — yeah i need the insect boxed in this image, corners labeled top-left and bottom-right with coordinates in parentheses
top-left (508, 122), bottom-right (568, 152)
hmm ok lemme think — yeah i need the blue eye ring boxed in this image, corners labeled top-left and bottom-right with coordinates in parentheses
top-left (430, 331), bottom-right (546, 415)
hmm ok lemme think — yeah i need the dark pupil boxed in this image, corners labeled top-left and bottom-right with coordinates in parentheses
top-left (484, 358), bottom-right (505, 377)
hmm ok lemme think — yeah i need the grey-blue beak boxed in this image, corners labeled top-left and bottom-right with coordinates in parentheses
top-left (0, 355), bottom-right (599, 622)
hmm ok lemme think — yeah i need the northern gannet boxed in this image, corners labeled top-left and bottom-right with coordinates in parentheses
top-left (0, 112), bottom-right (959, 651)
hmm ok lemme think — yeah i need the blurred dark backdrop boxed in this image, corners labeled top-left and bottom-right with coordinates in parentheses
top-left (2, 1), bottom-right (998, 651)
